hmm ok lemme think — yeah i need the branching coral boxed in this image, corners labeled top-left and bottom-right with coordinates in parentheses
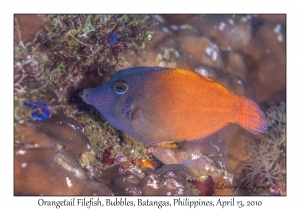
top-left (240, 102), bottom-right (286, 190)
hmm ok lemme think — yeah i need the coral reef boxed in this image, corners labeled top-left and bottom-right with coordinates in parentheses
top-left (140, 164), bottom-right (187, 195)
top-left (96, 164), bottom-right (188, 195)
top-left (37, 14), bottom-right (154, 118)
top-left (14, 14), bottom-right (286, 196)
top-left (14, 114), bottom-right (112, 195)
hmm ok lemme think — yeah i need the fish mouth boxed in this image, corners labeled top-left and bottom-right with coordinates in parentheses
top-left (81, 88), bottom-right (92, 104)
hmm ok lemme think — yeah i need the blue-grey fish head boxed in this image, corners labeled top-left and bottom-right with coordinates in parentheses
top-left (81, 66), bottom-right (166, 138)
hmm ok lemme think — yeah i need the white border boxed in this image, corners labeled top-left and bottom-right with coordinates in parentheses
top-left (3, 0), bottom-right (295, 209)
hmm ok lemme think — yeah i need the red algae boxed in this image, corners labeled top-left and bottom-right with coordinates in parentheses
top-left (101, 147), bottom-right (115, 165)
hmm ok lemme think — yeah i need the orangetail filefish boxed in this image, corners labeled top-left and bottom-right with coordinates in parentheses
top-left (81, 55), bottom-right (267, 146)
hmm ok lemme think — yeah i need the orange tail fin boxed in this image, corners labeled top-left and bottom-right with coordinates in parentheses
top-left (237, 96), bottom-right (267, 134)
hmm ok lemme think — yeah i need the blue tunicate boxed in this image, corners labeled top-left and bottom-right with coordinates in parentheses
top-left (23, 101), bottom-right (51, 122)
top-left (22, 57), bottom-right (31, 63)
top-left (109, 33), bottom-right (121, 45)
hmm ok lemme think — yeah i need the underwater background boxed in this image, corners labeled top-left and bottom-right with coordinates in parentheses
top-left (14, 14), bottom-right (286, 196)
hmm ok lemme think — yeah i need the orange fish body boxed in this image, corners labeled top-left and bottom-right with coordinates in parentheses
top-left (132, 68), bottom-right (266, 143)
top-left (82, 56), bottom-right (267, 145)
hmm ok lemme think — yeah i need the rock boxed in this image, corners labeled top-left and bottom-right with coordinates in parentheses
top-left (141, 164), bottom-right (187, 195)
top-left (177, 30), bottom-right (223, 70)
top-left (225, 127), bottom-right (256, 179)
top-left (162, 15), bottom-right (194, 25)
top-left (242, 24), bottom-right (286, 105)
top-left (112, 173), bottom-right (142, 195)
top-left (14, 122), bottom-right (112, 195)
top-left (223, 51), bottom-right (247, 80)
top-left (14, 15), bottom-right (46, 42)
top-left (194, 64), bottom-right (223, 80)
top-left (191, 15), bottom-right (235, 51)
top-left (98, 164), bottom-right (143, 195)
top-left (36, 114), bottom-right (90, 157)
top-left (152, 146), bottom-right (190, 164)
top-left (254, 14), bottom-right (286, 26)
top-left (154, 32), bottom-right (179, 54)
top-left (230, 16), bottom-right (253, 52)
top-left (99, 163), bottom-right (189, 196)
top-left (177, 15), bottom-right (253, 53)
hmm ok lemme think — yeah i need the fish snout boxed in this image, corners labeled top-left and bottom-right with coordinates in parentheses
top-left (81, 88), bottom-right (93, 105)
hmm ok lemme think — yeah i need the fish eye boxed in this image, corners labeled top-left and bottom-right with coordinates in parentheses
top-left (114, 81), bottom-right (128, 94)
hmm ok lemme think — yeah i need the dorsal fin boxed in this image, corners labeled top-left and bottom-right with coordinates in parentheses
top-left (177, 53), bottom-right (195, 71)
